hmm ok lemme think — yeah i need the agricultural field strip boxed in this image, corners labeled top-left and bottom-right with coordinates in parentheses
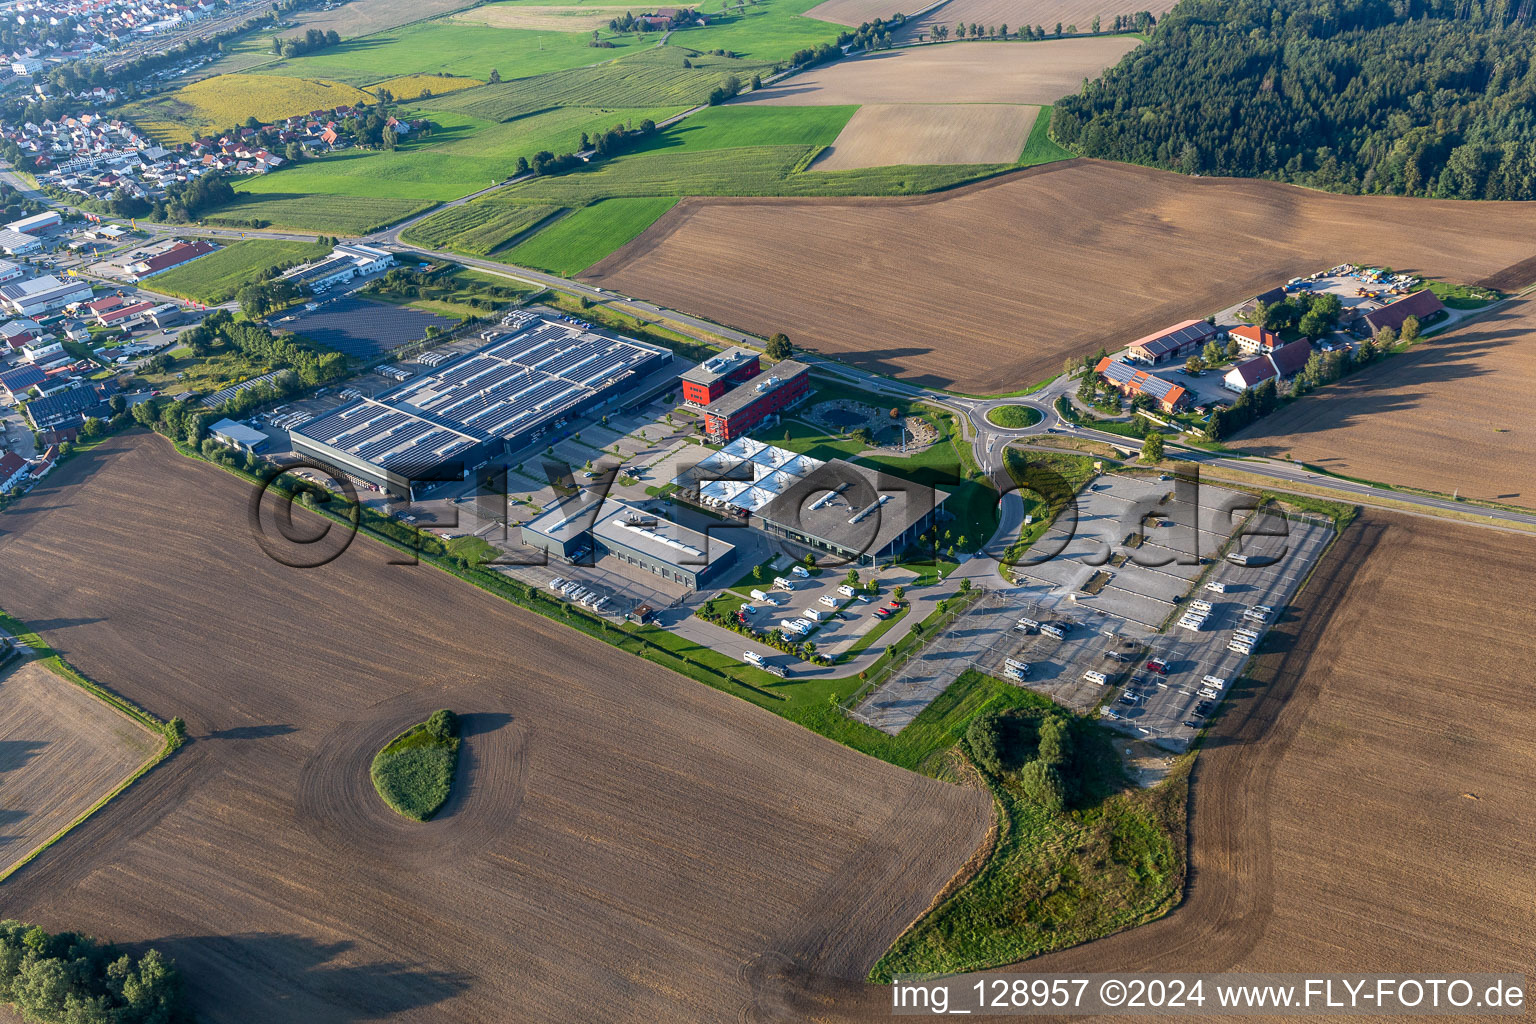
top-left (0, 660), bottom-right (163, 875)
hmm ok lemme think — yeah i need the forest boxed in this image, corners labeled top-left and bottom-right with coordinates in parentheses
top-left (1052, 0), bottom-right (1536, 199)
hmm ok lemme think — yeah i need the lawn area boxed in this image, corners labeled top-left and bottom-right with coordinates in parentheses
top-left (871, 688), bottom-right (1188, 977)
top-left (234, 105), bottom-right (686, 204)
top-left (1417, 279), bottom-right (1501, 309)
top-left (1018, 104), bottom-right (1073, 166)
top-left (985, 403), bottom-right (1043, 429)
top-left (370, 709), bottom-right (461, 821)
top-left (262, 20), bottom-right (647, 85)
top-left (506, 196), bottom-right (679, 275)
top-left (200, 193), bottom-right (435, 234)
top-left (149, 238), bottom-right (332, 304)
top-left (1001, 447), bottom-right (1098, 563)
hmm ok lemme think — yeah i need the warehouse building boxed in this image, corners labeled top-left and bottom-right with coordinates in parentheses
top-left (209, 418), bottom-right (269, 453)
top-left (1126, 320), bottom-right (1220, 365)
top-left (23, 382), bottom-right (113, 430)
top-left (292, 317), bottom-right (670, 493)
top-left (680, 347), bottom-right (760, 406)
top-left (0, 229), bottom-right (41, 256)
top-left (124, 239), bottom-right (216, 281)
top-left (1362, 289), bottom-right (1445, 337)
top-left (700, 360), bottom-right (810, 442)
top-left (280, 243), bottom-right (394, 292)
top-left (522, 496), bottom-right (736, 589)
top-left (5, 211), bottom-right (60, 235)
top-left (1094, 357), bottom-right (1192, 412)
top-left (0, 274), bottom-right (92, 317)
top-left (757, 458), bottom-right (947, 566)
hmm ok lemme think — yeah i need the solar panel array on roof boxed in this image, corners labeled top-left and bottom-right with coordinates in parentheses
top-left (292, 317), bottom-right (668, 483)
top-left (1098, 358), bottom-right (1185, 404)
top-left (1128, 320), bottom-right (1218, 359)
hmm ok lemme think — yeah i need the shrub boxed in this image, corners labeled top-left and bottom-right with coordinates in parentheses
top-left (426, 708), bottom-right (458, 740)
top-left (1019, 759), bottom-right (1067, 813)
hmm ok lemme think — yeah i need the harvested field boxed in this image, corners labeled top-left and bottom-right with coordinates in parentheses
top-left (804, 0), bottom-right (908, 23)
top-left (368, 73), bottom-right (483, 100)
top-left (0, 433), bottom-right (991, 1023)
top-left (723, 511), bottom-right (1536, 1017)
top-left (276, 0), bottom-right (483, 39)
top-left (1233, 298), bottom-right (1536, 506)
top-left (583, 160), bottom-right (1536, 392)
top-left (0, 659), bottom-right (162, 877)
top-left (902, 0), bottom-right (1177, 40)
top-left (451, 3), bottom-right (634, 31)
top-left (812, 103), bottom-right (1038, 169)
top-left (744, 38), bottom-right (1138, 105)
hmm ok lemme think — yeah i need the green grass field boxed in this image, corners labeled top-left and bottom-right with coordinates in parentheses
top-left (1019, 104), bottom-right (1074, 165)
top-left (985, 404), bottom-right (1043, 429)
top-left (658, 0), bottom-right (852, 60)
top-left (148, 238), bottom-right (332, 303)
top-left (506, 196), bottom-right (678, 274)
top-left (263, 20), bottom-right (645, 85)
top-left (634, 103), bottom-right (855, 153)
top-left (370, 711), bottom-right (461, 821)
top-left (233, 105), bottom-right (683, 203)
top-left (428, 46), bottom-right (775, 121)
top-left (200, 193), bottom-right (435, 234)
top-left (399, 200), bottom-right (565, 254)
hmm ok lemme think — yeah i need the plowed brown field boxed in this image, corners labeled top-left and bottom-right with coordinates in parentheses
top-left (1233, 297), bottom-right (1536, 506)
top-left (744, 38), bottom-right (1137, 105)
top-left (812, 103), bottom-right (1039, 169)
top-left (582, 161), bottom-right (1536, 392)
top-left (0, 433), bottom-right (991, 1023)
top-left (0, 660), bottom-right (161, 876)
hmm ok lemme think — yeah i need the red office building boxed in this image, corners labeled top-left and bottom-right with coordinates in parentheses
top-left (700, 360), bottom-right (811, 442)
top-left (679, 347), bottom-right (761, 406)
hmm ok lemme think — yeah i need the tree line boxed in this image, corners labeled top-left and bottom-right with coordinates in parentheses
top-left (1053, 0), bottom-right (1536, 199)
top-left (514, 118), bottom-right (658, 176)
top-left (270, 27), bottom-right (341, 57)
top-left (0, 920), bottom-right (192, 1024)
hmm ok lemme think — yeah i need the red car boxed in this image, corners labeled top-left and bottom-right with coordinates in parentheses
top-left (1146, 659), bottom-right (1169, 675)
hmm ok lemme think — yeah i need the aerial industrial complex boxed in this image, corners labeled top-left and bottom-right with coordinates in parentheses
top-left (292, 313), bottom-right (672, 491)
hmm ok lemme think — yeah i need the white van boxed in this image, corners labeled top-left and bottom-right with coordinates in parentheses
top-left (1083, 670), bottom-right (1109, 686)
top-left (1016, 617), bottom-right (1039, 633)
top-left (819, 595), bottom-right (838, 608)
top-left (1205, 581), bottom-right (1228, 593)
top-left (1041, 623), bottom-right (1065, 639)
top-left (773, 576), bottom-right (794, 590)
top-left (1202, 674), bottom-right (1228, 689)
top-left (791, 565), bottom-right (811, 578)
top-left (749, 589), bottom-right (771, 603)
top-left (804, 608), bottom-right (824, 622)
top-left (1189, 600), bottom-right (1213, 613)
top-left (837, 584), bottom-right (856, 597)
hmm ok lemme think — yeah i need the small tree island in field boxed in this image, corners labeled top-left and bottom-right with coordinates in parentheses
top-left (371, 709), bottom-right (461, 821)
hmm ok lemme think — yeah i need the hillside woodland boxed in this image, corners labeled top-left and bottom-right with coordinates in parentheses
top-left (1053, 0), bottom-right (1536, 198)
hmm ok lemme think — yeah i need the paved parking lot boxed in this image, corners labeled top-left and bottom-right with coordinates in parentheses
top-left (1013, 473), bottom-right (1262, 630)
